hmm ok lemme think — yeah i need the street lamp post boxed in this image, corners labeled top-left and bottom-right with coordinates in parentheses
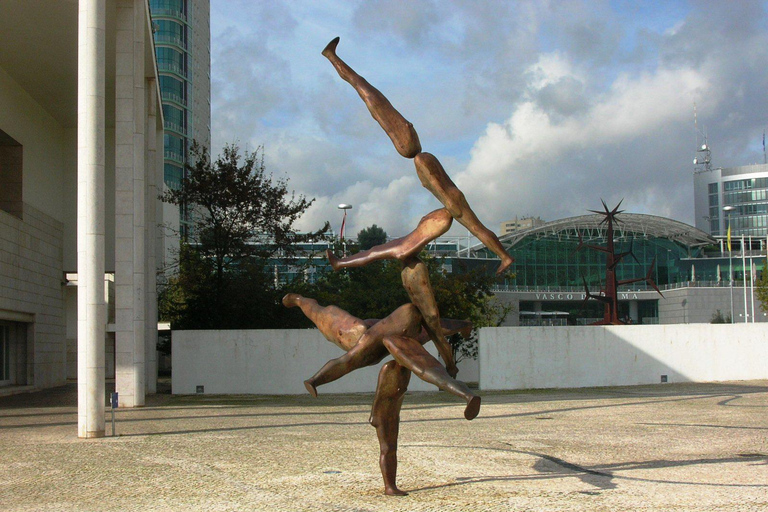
top-left (723, 206), bottom-right (736, 324)
top-left (338, 203), bottom-right (352, 257)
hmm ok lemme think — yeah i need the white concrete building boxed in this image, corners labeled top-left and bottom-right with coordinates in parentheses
top-left (0, 1), bottom-right (168, 438)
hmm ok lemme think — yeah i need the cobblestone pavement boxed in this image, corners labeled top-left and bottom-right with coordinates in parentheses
top-left (0, 381), bottom-right (766, 511)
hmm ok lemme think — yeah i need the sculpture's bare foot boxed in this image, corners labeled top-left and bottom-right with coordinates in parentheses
top-left (464, 395), bottom-right (481, 421)
top-left (304, 379), bottom-right (318, 398)
top-left (322, 36), bottom-right (340, 58)
top-left (325, 249), bottom-right (340, 271)
top-left (282, 293), bottom-right (301, 308)
top-left (384, 487), bottom-right (408, 496)
top-left (496, 256), bottom-right (514, 276)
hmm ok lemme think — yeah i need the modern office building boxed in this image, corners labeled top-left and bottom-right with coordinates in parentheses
top-left (694, 163), bottom-right (768, 237)
top-left (149, 0), bottom-right (211, 233)
top-left (0, 1), bottom-right (167, 437)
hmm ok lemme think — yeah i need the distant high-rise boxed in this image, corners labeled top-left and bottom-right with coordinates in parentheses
top-left (693, 164), bottom-right (768, 237)
top-left (500, 216), bottom-right (545, 235)
top-left (149, 0), bottom-right (211, 233)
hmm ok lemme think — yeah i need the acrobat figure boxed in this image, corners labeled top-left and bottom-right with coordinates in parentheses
top-left (322, 36), bottom-right (514, 275)
top-left (282, 293), bottom-right (477, 495)
top-left (326, 208), bottom-right (458, 377)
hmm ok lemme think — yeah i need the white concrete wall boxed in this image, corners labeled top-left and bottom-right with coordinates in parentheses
top-left (0, 66), bottom-right (68, 389)
top-left (0, 67), bottom-right (66, 222)
top-left (479, 324), bottom-right (768, 390)
top-left (0, 205), bottom-right (66, 388)
top-left (173, 329), bottom-right (478, 395)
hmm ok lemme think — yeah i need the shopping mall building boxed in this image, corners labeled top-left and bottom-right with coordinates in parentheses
top-left (452, 162), bottom-right (768, 326)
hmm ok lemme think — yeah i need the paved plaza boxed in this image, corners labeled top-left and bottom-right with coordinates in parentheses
top-left (0, 380), bottom-right (766, 511)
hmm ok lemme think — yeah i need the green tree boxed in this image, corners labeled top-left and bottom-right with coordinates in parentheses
top-left (160, 142), bottom-right (328, 329)
top-left (710, 309), bottom-right (732, 324)
top-left (357, 224), bottom-right (388, 250)
top-left (755, 259), bottom-right (768, 314)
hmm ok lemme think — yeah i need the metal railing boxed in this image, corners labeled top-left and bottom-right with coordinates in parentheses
top-left (154, 34), bottom-right (186, 49)
top-left (160, 90), bottom-right (186, 106)
top-left (150, 8), bottom-right (186, 20)
top-left (157, 61), bottom-right (186, 78)
top-left (492, 280), bottom-right (751, 294)
top-left (164, 150), bottom-right (184, 163)
top-left (163, 120), bottom-right (186, 135)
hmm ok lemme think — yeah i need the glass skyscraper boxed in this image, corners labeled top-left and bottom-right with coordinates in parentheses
top-left (149, 0), bottom-right (211, 233)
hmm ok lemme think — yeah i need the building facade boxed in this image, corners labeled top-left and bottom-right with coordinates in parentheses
top-left (694, 163), bottom-right (768, 237)
top-left (460, 213), bottom-right (767, 325)
top-left (500, 216), bottom-right (545, 235)
top-left (0, 0), bottom-right (167, 437)
top-left (149, 0), bottom-right (211, 234)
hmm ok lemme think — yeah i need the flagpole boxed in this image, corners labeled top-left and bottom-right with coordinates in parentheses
top-left (724, 206), bottom-right (735, 323)
top-left (749, 236), bottom-right (755, 323)
top-left (742, 235), bottom-right (748, 323)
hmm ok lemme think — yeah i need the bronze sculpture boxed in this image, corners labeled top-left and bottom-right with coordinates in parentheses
top-left (322, 37), bottom-right (514, 276)
top-left (283, 293), bottom-right (477, 495)
top-left (326, 208), bottom-right (458, 377)
top-left (282, 36), bottom-right (512, 495)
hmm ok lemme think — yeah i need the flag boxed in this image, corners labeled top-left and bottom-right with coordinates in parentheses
top-left (727, 223), bottom-right (731, 252)
top-left (340, 212), bottom-right (347, 241)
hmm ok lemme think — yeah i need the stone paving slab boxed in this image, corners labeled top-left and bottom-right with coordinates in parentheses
top-left (0, 381), bottom-right (766, 511)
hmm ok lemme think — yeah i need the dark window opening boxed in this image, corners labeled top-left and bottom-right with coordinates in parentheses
top-left (0, 129), bottom-right (23, 219)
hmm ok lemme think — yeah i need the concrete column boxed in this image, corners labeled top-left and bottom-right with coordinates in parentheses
top-left (77, 0), bottom-right (106, 439)
top-left (114, 0), bottom-right (145, 407)
top-left (629, 300), bottom-right (639, 324)
top-left (145, 78), bottom-right (158, 393)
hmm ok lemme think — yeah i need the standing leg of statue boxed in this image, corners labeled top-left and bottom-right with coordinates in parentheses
top-left (414, 152), bottom-right (514, 275)
top-left (327, 208), bottom-right (452, 270)
top-left (400, 256), bottom-right (458, 378)
top-left (382, 335), bottom-right (481, 420)
top-left (369, 361), bottom-right (411, 496)
top-left (322, 37), bottom-right (422, 159)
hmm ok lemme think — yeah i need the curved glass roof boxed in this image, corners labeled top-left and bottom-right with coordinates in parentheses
top-left (496, 213), bottom-right (715, 250)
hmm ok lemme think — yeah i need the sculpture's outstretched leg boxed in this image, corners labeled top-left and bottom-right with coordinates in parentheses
top-left (401, 256), bottom-right (458, 378)
top-left (382, 335), bottom-right (481, 420)
top-left (414, 152), bottom-right (514, 275)
top-left (327, 208), bottom-right (452, 270)
top-left (304, 304), bottom-right (423, 396)
top-left (303, 337), bottom-right (390, 397)
top-left (370, 361), bottom-right (411, 496)
top-left (322, 37), bottom-right (422, 159)
top-left (282, 293), bottom-right (367, 351)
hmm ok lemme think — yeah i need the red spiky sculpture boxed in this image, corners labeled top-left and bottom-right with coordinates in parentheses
top-left (578, 201), bottom-right (663, 325)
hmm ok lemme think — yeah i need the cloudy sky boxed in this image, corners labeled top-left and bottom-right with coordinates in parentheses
top-left (209, 0), bottom-right (768, 240)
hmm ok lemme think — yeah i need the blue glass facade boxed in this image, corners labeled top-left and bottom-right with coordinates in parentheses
top-left (695, 164), bottom-right (768, 238)
top-left (150, 0), bottom-right (210, 236)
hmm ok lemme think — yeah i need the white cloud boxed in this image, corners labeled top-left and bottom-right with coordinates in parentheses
top-left (457, 63), bottom-right (711, 225)
top-left (208, 0), bottom-right (768, 238)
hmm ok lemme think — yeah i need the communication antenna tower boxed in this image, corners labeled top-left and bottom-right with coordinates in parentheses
top-left (693, 102), bottom-right (712, 172)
